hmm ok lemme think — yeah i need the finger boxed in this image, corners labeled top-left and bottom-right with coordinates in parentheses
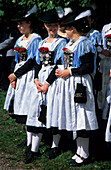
top-left (38, 89), bottom-right (42, 92)
top-left (60, 74), bottom-right (64, 78)
top-left (39, 83), bottom-right (43, 86)
top-left (37, 84), bottom-right (42, 88)
top-left (59, 72), bottom-right (62, 75)
top-left (37, 86), bottom-right (41, 90)
top-left (55, 74), bottom-right (59, 77)
top-left (55, 69), bottom-right (59, 73)
top-left (9, 79), bottom-right (12, 83)
top-left (8, 75), bottom-right (11, 78)
top-left (55, 73), bottom-right (58, 76)
top-left (37, 85), bottom-right (40, 89)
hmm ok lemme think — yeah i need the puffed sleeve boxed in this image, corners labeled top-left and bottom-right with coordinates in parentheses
top-left (89, 31), bottom-right (102, 46)
top-left (54, 39), bottom-right (67, 64)
top-left (46, 39), bottom-right (66, 85)
top-left (14, 37), bottom-right (42, 78)
top-left (74, 38), bottom-right (97, 74)
top-left (27, 37), bottom-right (42, 64)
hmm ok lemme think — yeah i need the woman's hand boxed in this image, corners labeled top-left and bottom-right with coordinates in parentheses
top-left (11, 81), bottom-right (16, 89)
top-left (58, 69), bottom-right (71, 78)
top-left (34, 79), bottom-right (43, 92)
top-left (8, 73), bottom-right (16, 83)
top-left (40, 82), bottom-right (50, 94)
top-left (55, 69), bottom-right (61, 77)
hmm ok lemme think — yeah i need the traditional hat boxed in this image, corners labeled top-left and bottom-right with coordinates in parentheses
top-left (75, 9), bottom-right (91, 20)
top-left (39, 9), bottom-right (60, 23)
top-left (61, 8), bottom-right (91, 33)
top-left (12, 5), bottom-right (37, 21)
top-left (61, 12), bottom-right (75, 26)
top-left (56, 6), bottom-right (64, 19)
top-left (56, 6), bottom-right (73, 19)
top-left (61, 8), bottom-right (91, 26)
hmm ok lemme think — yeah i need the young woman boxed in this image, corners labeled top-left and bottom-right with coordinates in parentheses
top-left (24, 9), bottom-right (67, 164)
top-left (97, 23), bottom-right (111, 111)
top-left (4, 5), bottom-right (42, 151)
top-left (102, 31), bottom-right (111, 151)
top-left (41, 9), bottom-right (98, 166)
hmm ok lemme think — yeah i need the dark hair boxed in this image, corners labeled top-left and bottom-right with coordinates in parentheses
top-left (68, 17), bottom-right (90, 34)
top-left (17, 14), bottom-right (39, 33)
top-left (25, 14), bottom-right (36, 29)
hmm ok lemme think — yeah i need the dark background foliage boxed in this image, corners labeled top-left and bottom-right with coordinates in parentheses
top-left (0, 0), bottom-right (111, 25)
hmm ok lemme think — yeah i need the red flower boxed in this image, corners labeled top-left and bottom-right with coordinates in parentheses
top-left (43, 47), bottom-right (49, 52)
top-left (13, 47), bottom-right (19, 51)
top-left (105, 34), bottom-right (111, 38)
top-left (13, 46), bottom-right (26, 52)
top-left (19, 47), bottom-right (26, 52)
top-left (38, 47), bottom-right (49, 53)
top-left (62, 48), bottom-right (72, 53)
top-left (62, 48), bottom-right (68, 51)
top-left (38, 47), bottom-right (43, 52)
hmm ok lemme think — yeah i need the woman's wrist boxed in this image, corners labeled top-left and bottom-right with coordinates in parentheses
top-left (45, 81), bottom-right (50, 86)
top-left (34, 78), bottom-right (39, 81)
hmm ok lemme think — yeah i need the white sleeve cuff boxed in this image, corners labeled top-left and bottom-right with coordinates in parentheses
top-left (45, 81), bottom-right (50, 86)
top-left (69, 68), bottom-right (72, 75)
top-left (34, 78), bottom-right (38, 81)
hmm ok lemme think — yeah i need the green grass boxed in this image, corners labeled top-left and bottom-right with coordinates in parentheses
top-left (0, 90), bottom-right (111, 169)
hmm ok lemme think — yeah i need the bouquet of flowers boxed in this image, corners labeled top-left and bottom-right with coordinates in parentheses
top-left (13, 45), bottom-right (27, 61)
top-left (62, 48), bottom-right (72, 54)
top-left (38, 47), bottom-right (53, 66)
top-left (38, 47), bottom-right (49, 53)
top-left (62, 48), bottom-right (73, 68)
top-left (13, 46), bottom-right (26, 53)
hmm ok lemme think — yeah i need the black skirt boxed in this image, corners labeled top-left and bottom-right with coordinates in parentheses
top-left (14, 115), bottom-right (27, 124)
top-left (77, 130), bottom-right (91, 138)
top-left (27, 125), bottom-right (46, 133)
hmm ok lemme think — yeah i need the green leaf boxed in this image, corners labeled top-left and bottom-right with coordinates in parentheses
top-left (12, 0), bottom-right (16, 3)
top-left (0, 10), bottom-right (4, 16)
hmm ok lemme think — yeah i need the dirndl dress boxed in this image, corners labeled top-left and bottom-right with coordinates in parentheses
top-left (4, 33), bottom-right (42, 124)
top-left (45, 36), bottom-right (98, 139)
top-left (26, 36), bottom-right (67, 130)
top-left (97, 27), bottom-right (111, 110)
